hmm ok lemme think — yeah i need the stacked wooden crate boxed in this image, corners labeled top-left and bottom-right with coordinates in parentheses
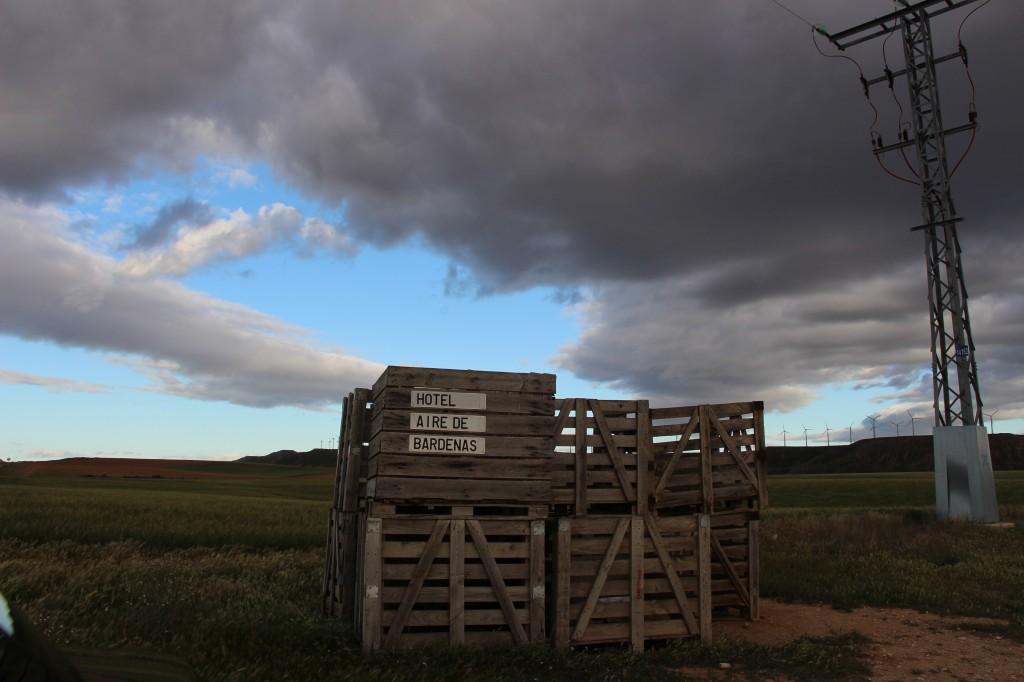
top-left (551, 400), bottom-right (766, 650)
top-left (324, 367), bottom-right (766, 652)
top-left (355, 367), bottom-right (555, 651)
top-left (551, 399), bottom-right (702, 651)
top-left (650, 402), bottom-right (766, 620)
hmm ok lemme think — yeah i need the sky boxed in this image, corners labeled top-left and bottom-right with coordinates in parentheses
top-left (1, 0), bottom-right (1021, 461)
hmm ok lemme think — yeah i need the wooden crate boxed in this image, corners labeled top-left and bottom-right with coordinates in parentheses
top-left (651, 402), bottom-right (767, 515)
top-left (551, 399), bottom-right (652, 515)
top-left (366, 366), bottom-right (555, 507)
top-left (358, 515), bottom-right (546, 651)
top-left (553, 514), bottom-right (711, 651)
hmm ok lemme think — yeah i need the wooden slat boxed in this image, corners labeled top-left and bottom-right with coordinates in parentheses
top-left (754, 404), bottom-right (768, 508)
top-left (589, 400), bottom-right (635, 503)
top-left (383, 519), bottom-right (450, 649)
top-left (449, 519), bottom-right (465, 645)
top-left (699, 406), bottom-right (713, 513)
top-left (530, 520), bottom-right (545, 643)
top-left (381, 518), bottom-right (530, 534)
top-left (370, 454), bottom-right (549, 481)
top-left (553, 433), bottom-right (638, 448)
top-left (654, 408), bottom-right (700, 500)
top-left (650, 405), bottom-right (700, 420)
top-left (555, 518), bottom-right (571, 649)
top-left (571, 517), bottom-right (629, 642)
top-left (552, 397), bottom-right (574, 436)
top-left (382, 563), bottom-right (530, 582)
top-left (381, 609), bottom-right (529, 628)
top-left (380, 585), bottom-right (529, 603)
top-left (370, 432), bottom-right (552, 458)
top-left (382, 539), bottom-right (527, 560)
top-left (467, 520), bottom-right (528, 645)
top-left (698, 514), bottom-right (712, 645)
top-left (373, 387), bottom-right (554, 416)
top-left (630, 515), bottom-right (644, 653)
top-left (644, 514), bottom-right (698, 634)
top-left (369, 476), bottom-right (550, 504)
top-left (362, 517), bottom-right (383, 652)
top-left (591, 399), bottom-right (638, 413)
top-left (574, 399), bottom-right (587, 513)
top-left (332, 394), bottom-right (351, 508)
top-left (578, 619), bottom-right (688, 644)
top-left (343, 390), bottom-right (371, 513)
top-left (636, 401), bottom-right (649, 515)
top-left (374, 366), bottom-right (556, 395)
top-left (373, 411), bottom-right (554, 437)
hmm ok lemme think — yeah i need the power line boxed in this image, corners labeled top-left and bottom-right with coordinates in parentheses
top-left (768, 0), bottom-right (816, 30)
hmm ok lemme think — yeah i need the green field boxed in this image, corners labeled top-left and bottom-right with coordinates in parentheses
top-left (2, 467), bottom-right (1022, 680)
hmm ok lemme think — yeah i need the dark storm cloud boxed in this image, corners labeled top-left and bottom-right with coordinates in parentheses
top-left (124, 197), bottom-right (213, 249)
top-left (1, 1), bottom-right (1021, 414)
top-left (3, 1), bottom-right (1018, 290)
top-left (0, 0), bottom-right (269, 196)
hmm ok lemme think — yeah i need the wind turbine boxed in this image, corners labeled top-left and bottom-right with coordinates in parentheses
top-left (782, 425), bottom-right (789, 447)
top-left (890, 420), bottom-right (901, 437)
top-left (907, 410), bottom-right (920, 436)
top-left (825, 424), bottom-right (832, 447)
top-left (802, 425), bottom-right (810, 447)
top-left (866, 414), bottom-right (879, 439)
top-left (984, 409), bottom-right (1000, 434)
top-left (848, 423), bottom-right (854, 444)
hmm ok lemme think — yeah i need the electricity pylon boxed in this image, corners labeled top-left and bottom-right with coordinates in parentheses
top-left (821, 0), bottom-right (998, 522)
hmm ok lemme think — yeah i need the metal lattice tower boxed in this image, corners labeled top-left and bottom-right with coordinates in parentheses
top-left (826, 0), bottom-right (984, 428)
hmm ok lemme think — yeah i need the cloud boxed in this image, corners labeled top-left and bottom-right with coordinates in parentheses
top-left (557, 243), bottom-right (1024, 419)
top-left (1, 1), bottom-right (1022, 420)
top-left (102, 194), bottom-right (123, 212)
top-left (120, 202), bottom-right (356, 276)
top-left (124, 197), bottom-right (214, 249)
top-left (218, 166), bottom-right (258, 188)
top-left (0, 369), bottom-right (109, 394)
top-left (0, 197), bottom-right (382, 408)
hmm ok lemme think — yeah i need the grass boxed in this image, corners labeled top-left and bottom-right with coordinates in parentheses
top-left (0, 479), bottom-right (328, 548)
top-left (767, 470), bottom-right (1024, 510)
top-left (2, 467), bottom-right (1023, 679)
top-left (0, 536), bottom-right (873, 681)
top-left (761, 510), bottom-right (1024, 629)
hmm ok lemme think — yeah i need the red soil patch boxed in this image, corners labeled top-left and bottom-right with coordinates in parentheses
top-left (706, 600), bottom-right (1024, 681)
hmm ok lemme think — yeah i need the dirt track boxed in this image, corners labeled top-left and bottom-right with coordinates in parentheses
top-left (713, 600), bottom-right (1023, 681)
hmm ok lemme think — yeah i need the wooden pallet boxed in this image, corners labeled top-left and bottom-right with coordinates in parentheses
top-left (651, 402), bottom-right (767, 515)
top-left (551, 399), bottom-right (652, 515)
top-left (358, 515), bottom-right (546, 651)
top-left (366, 367), bottom-right (555, 506)
top-left (553, 514), bottom-right (711, 651)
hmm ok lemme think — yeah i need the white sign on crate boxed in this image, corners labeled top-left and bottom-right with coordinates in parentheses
top-left (408, 434), bottom-right (486, 455)
top-left (409, 412), bottom-right (486, 433)
top-left (410, 389), bottom-right (486, 411)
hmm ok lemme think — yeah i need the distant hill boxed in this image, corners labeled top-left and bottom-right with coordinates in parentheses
top-left (236, 436), bottom-right (1024, 475)
top-left (237, 448), bottom-right (336, 467)
top-left (766, 434), bottom-right (1024, 474)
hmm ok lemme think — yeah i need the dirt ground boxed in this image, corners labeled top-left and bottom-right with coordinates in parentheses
top-left (705, 600), bottom-right (1023, 681)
